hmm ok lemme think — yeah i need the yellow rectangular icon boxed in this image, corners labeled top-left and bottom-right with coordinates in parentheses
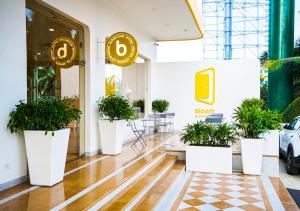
top-left (195, 67), bottom-right (215, 105)
top-left (196, 74), bottom-right (209, 99)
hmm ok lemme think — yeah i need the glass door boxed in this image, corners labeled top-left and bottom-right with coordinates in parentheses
top-left (26, 0), bottom-right (85, 161)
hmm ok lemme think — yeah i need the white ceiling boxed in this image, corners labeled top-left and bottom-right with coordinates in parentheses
top-left (103, 0), bottom-right (203, 41)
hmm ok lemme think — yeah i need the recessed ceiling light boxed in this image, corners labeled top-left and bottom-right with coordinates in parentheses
top-left (49, 28), bottom-right (55, 32)
top-left (36, 53), bottom-right (41, 55)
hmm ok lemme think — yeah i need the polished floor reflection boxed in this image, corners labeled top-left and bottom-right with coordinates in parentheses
top-left (0, 133), bottom-right (298, 211)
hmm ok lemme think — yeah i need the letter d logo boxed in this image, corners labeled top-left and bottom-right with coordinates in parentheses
top-left (49, 37), bottom-right (77, 68)
top-left (57, 43), bottom-right (68, 59)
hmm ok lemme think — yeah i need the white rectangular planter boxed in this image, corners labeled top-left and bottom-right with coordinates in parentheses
top-left (98, 120), bottom-right (125, 155)
top-left (241, 138), bottom-right (264, 175)
top-left (24, 129), bottom-right (70, 186)
top-left (260, 130), bottom-right (279, 156)
top-left (186, 146), bottom-right (232, 174)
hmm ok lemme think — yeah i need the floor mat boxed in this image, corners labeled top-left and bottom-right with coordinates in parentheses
top-left (287, 188), bottom-right (300, 208)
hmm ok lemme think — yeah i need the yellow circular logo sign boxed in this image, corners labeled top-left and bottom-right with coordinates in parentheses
top-left (49, 37), bottom-right (78, 68)
top-left (105, 32), bottom-right (138, 67)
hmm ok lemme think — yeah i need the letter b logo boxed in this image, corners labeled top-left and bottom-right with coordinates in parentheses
top-left (106, 32), bottom-right (138, 67)
top-left (116, 40), bottom-right (127, 57)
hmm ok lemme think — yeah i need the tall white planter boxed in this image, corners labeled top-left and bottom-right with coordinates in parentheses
top-left (186, 146), bottom-right (232, 174)
top-left (24, 129), bottom-right (70, 186)
top-left (241, 138), bottom-right (264, 175)
top-left (259, 130), bottom-right (279, 156)
top-left (98, 120), bottom-right (125, 155)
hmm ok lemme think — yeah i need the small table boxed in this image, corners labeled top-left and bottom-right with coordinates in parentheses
top-left (142, 118), bottom-right (160, 134)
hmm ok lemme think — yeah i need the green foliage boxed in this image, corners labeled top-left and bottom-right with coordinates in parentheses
top-left (234, 106), bottom-right (265, 139)
top-left (261, 109), bottom-right (283, 130)
top-left (263, 56), bottom-right (300, 70)
top-left (282, 96), bottom-right (300, 122)
top-left (7, 98), bottom-right (81, 134)
top-left (240, 98), bottom-right (264, 109)
top-left (132, 99), bottom-right (145, 113)
top-left (259, 51), bottom-right (268, 68)
top-left (180, 121), bottom-right (237, 147)
top-left (213, 123), bottom-right (238, 147)
top-left (234, 98), bottom-right (282, 138)
top-left (152, 99), bottom-right (169, 113)
top-left (260, 38), bottom-right (300, 70)
top-left (97, 95), bottom-right (136, 122)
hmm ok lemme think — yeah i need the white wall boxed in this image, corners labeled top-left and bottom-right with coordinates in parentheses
top-left (157, 40), bottom-right (203, 62)
top-left (122, 63), bottom-right (145, 101)
top-left (0, 0), bottom-right (27, 184)
top-left (152, 60), bottom-right (260, 130)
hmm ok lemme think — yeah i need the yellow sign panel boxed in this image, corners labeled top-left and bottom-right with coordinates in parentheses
top-left (49, 37), bottom-right (78, 68)
top-left (195, 67), bottom-right (215, 105)
top-left (105, 32), bottom-right (138, 67)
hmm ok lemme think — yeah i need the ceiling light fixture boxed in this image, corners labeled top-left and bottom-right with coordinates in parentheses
top-left (49, 28), bottom-right (55, 32)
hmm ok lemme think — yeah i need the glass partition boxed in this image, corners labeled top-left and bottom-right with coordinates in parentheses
top-left (26, 0), bottom-right (85, 161)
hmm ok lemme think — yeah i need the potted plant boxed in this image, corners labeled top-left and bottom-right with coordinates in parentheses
top-left (260, 109), bottom-right (282, 156)
top-left (236, 98), bottom-right (283, 156)
top-left (98, 95), bottom-right (135, 155)
top-left (133, 99), bottom-right (145, 118)
top-left (181, 121), bottom-right (237, 174)
top-left (152, 99), bottom-right (169, 113)
top-left (7, 98), bottom-right (81, 186)
top-left (133, 99), bottom-right (145, 113)
top-left (234, 101), bottom-right (266, 175)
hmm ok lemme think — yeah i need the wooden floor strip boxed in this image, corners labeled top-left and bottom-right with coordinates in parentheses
top-left (58, 149), bottom-right (169, 210)
top-left (0, 133), bottom-right (160, 204)
top-left (269, 177), bottom-right (300, 211)
top-left (0, 183), bottom-right (32, 201)
top-left (98, 155), bottom-right (177, 211)
top-left (171, 171), bottom-right (195, 211)
top-left (256, 176), bottom-right (273, 211)
top-left (0, 134), bottom-right (175, 211)
top-left (132, 161), bottom-right (185, 211)
top-left (58, 152), bottom-right (167, 210)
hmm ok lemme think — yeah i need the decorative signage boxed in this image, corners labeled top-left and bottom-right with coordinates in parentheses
top-left (195, 67), bottom-right (216, 118)
top-left (105, 32), bottom-right (138, 67)
top-left (195, 67), bottom-right (215, 105)
top-left (49, 37), bottom-right (78, 68)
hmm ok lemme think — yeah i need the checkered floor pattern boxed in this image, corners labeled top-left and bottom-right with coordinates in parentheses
top-left (177, 173), bottom-right (266, 211)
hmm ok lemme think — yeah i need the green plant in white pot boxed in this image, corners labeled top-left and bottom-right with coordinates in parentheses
top-left (260, 109), bottom-right (282, 156)
top-left (97, 95), bottom-right (135, 155)
top-left (152, 99), bottom-right (169, 113)
top-left (234, 100), bottom-right (266, 175)
top-left (7, 98), bottom-right (81, 186)
top-left (181, 121), bottom-right (237, 174)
